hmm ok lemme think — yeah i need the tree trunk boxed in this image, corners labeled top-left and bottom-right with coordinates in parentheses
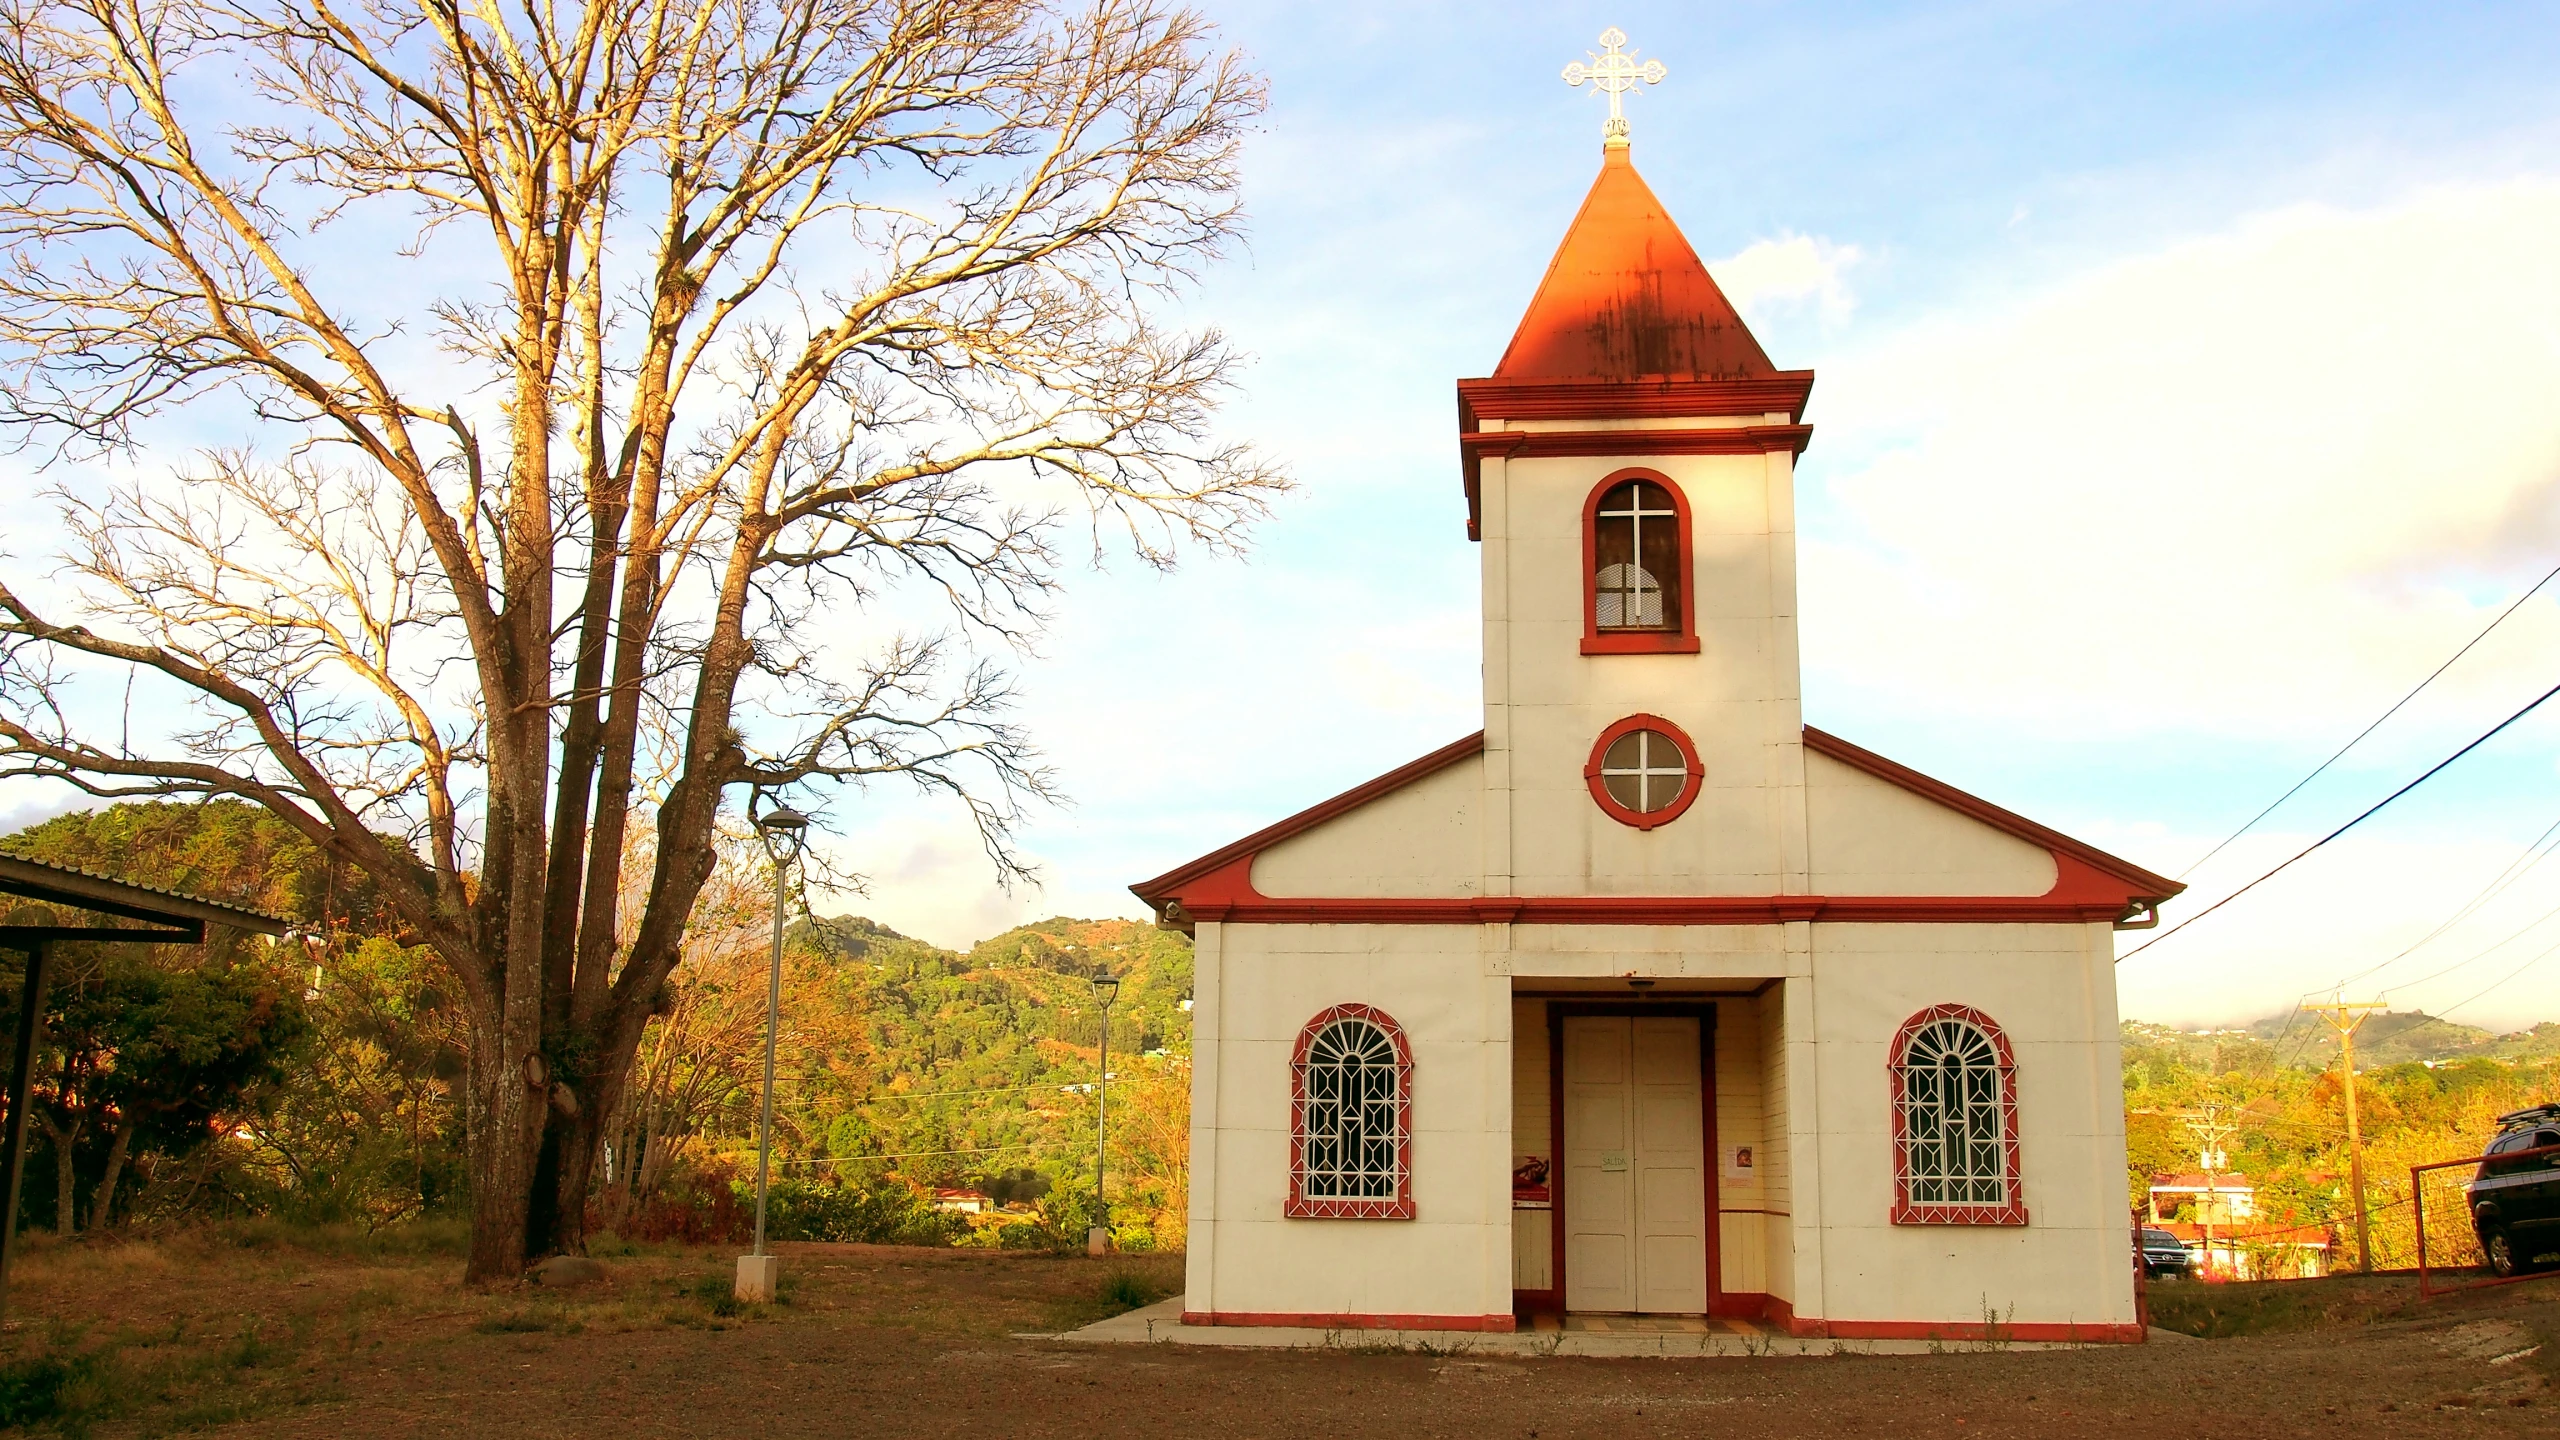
top-left (39, 1114), bottom-right (79, 1237)
top-left (461, 1020), bottom-right (543, 1284)
top-left (89, 1117), bottom-right (134, 1231)
top-left (542, 1005), bottom-right (648, 1255)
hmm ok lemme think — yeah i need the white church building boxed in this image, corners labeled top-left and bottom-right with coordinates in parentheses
top-left (1134, 97), bottom-right (2180, 1342)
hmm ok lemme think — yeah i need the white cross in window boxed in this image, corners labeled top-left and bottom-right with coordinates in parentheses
top-left (1602, 730), bottom-right (1687, 812)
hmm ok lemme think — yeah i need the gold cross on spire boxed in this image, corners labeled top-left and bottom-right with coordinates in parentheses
top-left (1563, 27), bottom-right (1667, 148)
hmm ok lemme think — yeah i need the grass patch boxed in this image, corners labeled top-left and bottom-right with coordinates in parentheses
top-left (473, 1306), bottom-right (586, 1336)
top-left (1035, 1255), bottom-right (1185, 1332)
top-left (0, 1317), bottom-right (313, 1437)
top-left (207, 1215), bottom-right (470, 1260)
top-left (1099, 1270), bottom-right (1161, 1313)
top-left (0, 1351), bottom-right (106, 1431)
top-left (2148, 1274), bottom-right (2435, 1338)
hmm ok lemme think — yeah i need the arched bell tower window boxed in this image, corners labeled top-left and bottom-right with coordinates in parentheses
top-left (1581, 469), bottom-right (1699, 655)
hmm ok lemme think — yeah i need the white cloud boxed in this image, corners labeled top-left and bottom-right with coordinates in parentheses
top-left (1712, 234), bottom-right (1863, 327)
top-left (1802, 178), bottom-right (2560, 741)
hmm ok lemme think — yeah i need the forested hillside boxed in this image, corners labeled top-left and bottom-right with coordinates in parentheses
top-left (2121, 1015), bottom-right (2560, 1271)
top-left (601, 910), bottom-right (1196, 1249)
top-left (0, 800), bottom-right (1196, 1250)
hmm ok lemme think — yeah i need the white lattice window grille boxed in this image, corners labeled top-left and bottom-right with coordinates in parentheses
top-left (1287, 1004), bottom-right (1415, 1220)
top-left (1889, 1004), bottom-right (2027, 1225)
top-left (1594, 562), bottom-right (1663, 628)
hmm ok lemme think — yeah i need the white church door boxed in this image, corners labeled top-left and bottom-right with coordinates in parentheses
top-left (1561, 1014), bottom-right (1709, 1314)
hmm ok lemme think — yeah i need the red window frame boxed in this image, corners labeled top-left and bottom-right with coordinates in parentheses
top-left (1581, 467), bottom-right (1700, 656)
top-left (1888, 1003), bottom-right (2028, 1226)
top-left (1287, 1003), bottom-right (1416, 1220)
top-left (1583, 713), bottom-right (1705, 831)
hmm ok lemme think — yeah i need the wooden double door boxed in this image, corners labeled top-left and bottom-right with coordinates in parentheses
top-left (1560, 1013), bottom-right (1709, 1314)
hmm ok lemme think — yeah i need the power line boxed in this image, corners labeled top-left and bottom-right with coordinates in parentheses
top-left (2334, 809), bottom-right (2560, 983)
top-left (2377, 894), bottom-right (2560, 1000)
top-left (2178, 561), bottom-right (2560, 879)
top-left (2121, 673), bottom-right (2560, 964)
top-left (2433, 932), bottom-right (2560, 1022)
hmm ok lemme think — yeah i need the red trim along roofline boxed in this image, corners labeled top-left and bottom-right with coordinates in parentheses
top-left (1129, 727), bottom-right (2183, 933)
top-left (1457, 373), bottom-right (1815, 431)
top-left (1457, 424), bottom-right (1812, 542)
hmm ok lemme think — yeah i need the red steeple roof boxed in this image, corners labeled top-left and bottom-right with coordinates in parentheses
top-left (1494, 146), bottom-right (1772, 382)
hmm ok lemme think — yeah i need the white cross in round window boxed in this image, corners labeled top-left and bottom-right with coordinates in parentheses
top-left (1585, 716), bottom-right (1700, 828)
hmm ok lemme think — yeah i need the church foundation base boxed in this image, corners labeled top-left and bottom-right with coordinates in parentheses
top-left (1777, 1313), bottom-right (2145, 1344)
top-left (1182, 1310), bottom-right (1518, 1332)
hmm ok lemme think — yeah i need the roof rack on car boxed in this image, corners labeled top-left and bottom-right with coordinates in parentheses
top-left (2493, 1102), bottom-right (2560, 1129)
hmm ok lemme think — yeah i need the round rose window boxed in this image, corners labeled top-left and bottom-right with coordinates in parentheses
top-left (1584, 714), bottom-right (1702, 830)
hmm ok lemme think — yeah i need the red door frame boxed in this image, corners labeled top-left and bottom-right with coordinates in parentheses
top-left (1524, 1001), bottom-right (1722, 1318)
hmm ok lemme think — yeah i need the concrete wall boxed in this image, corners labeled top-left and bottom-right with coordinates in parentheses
top-left (1184, 922), bottom-right (1513, 1324)
top-left (1251, 756), bottom-right (1483, 898)
top-left (1804, 750), bottom-right (2057, 895)
top-left (1511, 999), bottom-right (1552, 1291)
top-left (1713, 996), bottom-right (1769, 1298)
top-left (1788, 920), bottom-right (2135, 1331)
top-left (1475, 441), bottom-right (1810, 901)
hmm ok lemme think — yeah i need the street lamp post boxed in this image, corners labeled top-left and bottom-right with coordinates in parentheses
top-left (736, 803), bottom-right (807, 1304)
top-left (1088, 974), bottom-right (1121, 1257)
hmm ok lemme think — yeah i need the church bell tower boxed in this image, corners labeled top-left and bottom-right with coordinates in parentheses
top-left (1458, 41), bottom-right (1816, 901)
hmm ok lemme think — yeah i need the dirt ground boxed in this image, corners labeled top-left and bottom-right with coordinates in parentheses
top-left (1, 1230), bottom-right (2555, 1438)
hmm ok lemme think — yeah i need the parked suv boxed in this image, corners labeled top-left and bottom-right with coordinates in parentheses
top-left (2137, 1227), bottom-right (2194, 1280)
top-left (2469, 1103), bottom-right (2560, 1278)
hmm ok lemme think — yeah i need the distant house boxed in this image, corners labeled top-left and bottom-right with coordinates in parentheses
top-left (2145, 1173), bottom-right (2329, 1279)
top-left (2147, 1172), bottom-right (2257, 1227)
top-left (931, 1188), bottom-right (994, 1215)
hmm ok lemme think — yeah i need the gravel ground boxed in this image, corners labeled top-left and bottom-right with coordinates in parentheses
top-left (4, 1236), bottom-right (2553, 1438)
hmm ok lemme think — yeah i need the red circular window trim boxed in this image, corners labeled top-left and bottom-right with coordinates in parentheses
top-left (1583, 713), bottom-right (1704, 830)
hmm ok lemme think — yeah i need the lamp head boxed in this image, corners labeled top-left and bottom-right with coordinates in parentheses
top-left (757, 806), bottom-right (810, 833)
top-left (1093, 975), bottom-right (1122, 1005)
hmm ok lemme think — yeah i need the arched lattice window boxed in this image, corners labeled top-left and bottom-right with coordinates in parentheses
top-left (1888, 1004), bottom-right (2027, 1225)
top-left (1287, 1004), bottom-right (1415, 1219)
top-left (1581, 470), bottom-right (1698, 655)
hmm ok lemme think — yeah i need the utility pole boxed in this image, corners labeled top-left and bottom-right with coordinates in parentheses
top-left (2181, 1106), bottom-right (2239, 1278)
top-left (2309, 1000), bottom-right (2388, 1274)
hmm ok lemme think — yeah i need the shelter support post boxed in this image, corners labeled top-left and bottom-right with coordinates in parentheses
top-left (0, 939), bottom-right (52, 1320)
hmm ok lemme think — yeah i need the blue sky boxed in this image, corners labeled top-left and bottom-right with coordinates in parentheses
top-left (10, 3), bottom-right (2560, 1034)
top-left (819, 2), bottom-right (2560, 1035)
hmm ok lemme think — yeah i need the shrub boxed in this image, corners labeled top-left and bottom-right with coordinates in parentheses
top-left (745, 1177), bottom-right (967, 1246)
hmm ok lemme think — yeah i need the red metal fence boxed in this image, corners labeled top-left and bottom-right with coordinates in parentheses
top-left (2412, 1137), bottom-right (2560, 1298)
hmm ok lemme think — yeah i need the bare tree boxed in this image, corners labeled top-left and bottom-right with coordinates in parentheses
top-left (0, 0), bottom-right (1278, 1280)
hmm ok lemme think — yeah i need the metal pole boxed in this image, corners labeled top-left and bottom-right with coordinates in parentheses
top-left (754, 849), bottom-right (787, 1258)
top-left (0, 941), bottom-right (52, 1320)
top-left (1089, 993), bottom-right (1111, 1257)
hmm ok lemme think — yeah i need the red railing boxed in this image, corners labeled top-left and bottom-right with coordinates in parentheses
top-left (2412, 1137), bottom-right (2560, 1298)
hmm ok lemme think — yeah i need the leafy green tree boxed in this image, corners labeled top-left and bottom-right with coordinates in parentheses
top-left (0, 939), bottom-right (305, 1232)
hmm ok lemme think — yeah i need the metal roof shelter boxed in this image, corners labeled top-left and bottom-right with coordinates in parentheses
top-left (0, 852), bottom-right (291, 1316)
